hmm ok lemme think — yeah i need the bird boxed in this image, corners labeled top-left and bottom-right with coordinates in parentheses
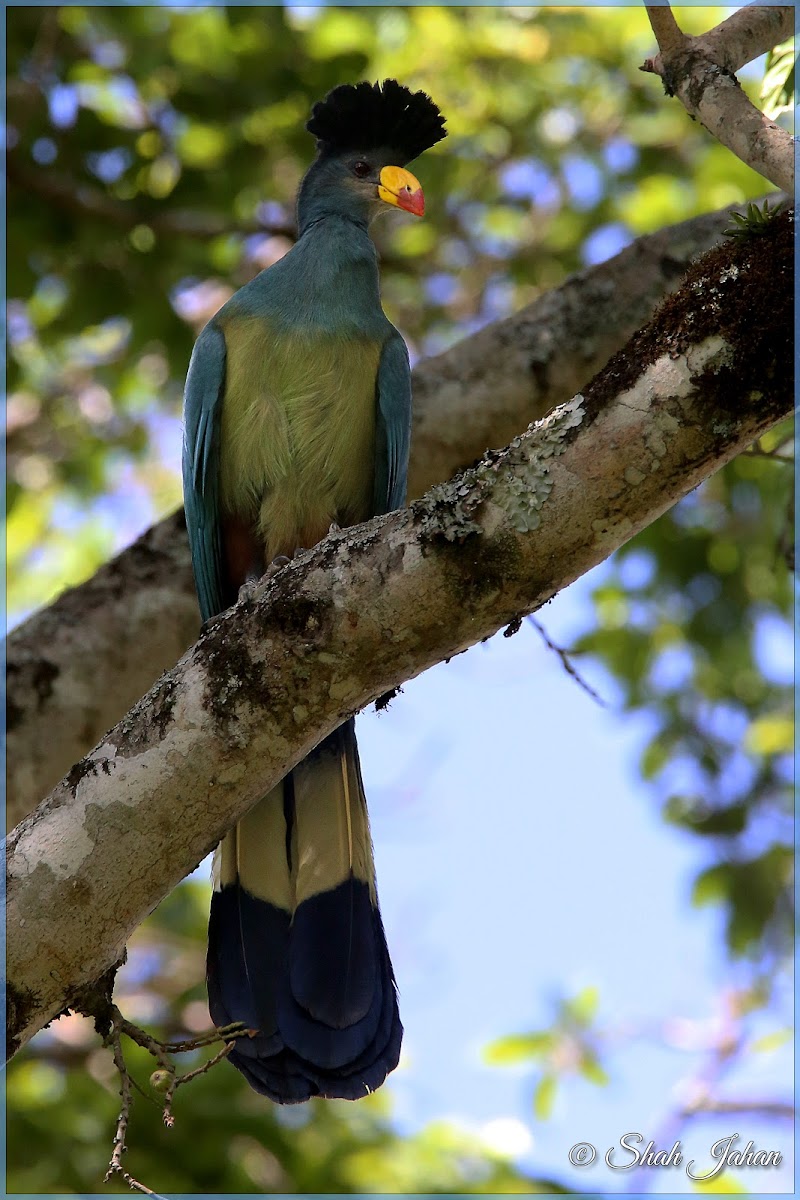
top-left (182, 79), bottom-right (446, 1103)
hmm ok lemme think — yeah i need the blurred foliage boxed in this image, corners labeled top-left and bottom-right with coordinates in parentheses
top-left (6, 4), bottom-right (793, 1194)
top-left (760, 37), bottom-right (795, 121)
top-left (575, 432), bottom-right (793, 964)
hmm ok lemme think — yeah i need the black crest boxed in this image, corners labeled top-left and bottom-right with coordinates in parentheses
top-left (307, 79), bottom-right (446, 164)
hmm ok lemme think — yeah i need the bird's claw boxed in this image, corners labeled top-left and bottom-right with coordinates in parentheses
top-left (263, 555), bottom-right (291, 580)
top-left (237, 555), bottom-right (290, 604)
top-left (237, 577), bottom-right (261, 605)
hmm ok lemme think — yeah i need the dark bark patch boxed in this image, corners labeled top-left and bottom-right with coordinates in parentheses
top-left (66, 756), bottom-right (102, 795)
top-left (437, 527), bottom-right (523, 611)
top-left (6, 697), bottom-right (23, 733)
top-left (70, 961), bottom-right (120, 1037)
top-left (198, 567), bottom-right (333, 728)
top-left (7, 980), bottom-right (39, 1059)
top-left (5, 658), bottom-right (59, 732)
top-left (578, 207), bottom-right (793, 432)
top-left (374, 686), bottom-right (401, 712)
top-left (529, 351), bottom-right (551, 395)
top-left (32, 658), bottom-right (59, 705)
top-left (412, 478), bottom-right (484, 544)
top-left (264, 586), bottom-right (332, 641)
top-left (151, 674), bottom-right (176, 739)
top-left (200, 630), bottom-right (271, 727)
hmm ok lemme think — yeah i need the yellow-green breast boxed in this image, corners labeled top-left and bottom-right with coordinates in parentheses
top-left (217, 314), bottom-right (382, 561)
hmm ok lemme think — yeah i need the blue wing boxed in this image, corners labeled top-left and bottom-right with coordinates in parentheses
top-left (373, 333), bottom-right (412, 516)
top-left (182, 321), bottom-right (227, 623)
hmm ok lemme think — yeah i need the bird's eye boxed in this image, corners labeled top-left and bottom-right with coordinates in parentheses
top-left (352, 160), bottom-right (372, 178)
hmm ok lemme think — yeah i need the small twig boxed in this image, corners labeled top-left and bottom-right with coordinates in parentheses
top-left (680, 1098), bottom-right (795, 1120)
top-left (114, 1008), bottom-right (174, 1073)
top-left (175, 1039), bottom-right (237, 1085)
top-left (527, 616), bottom-right (608, 707)
top-left (741, 429), bottom-right (794, 462)
top-left (102, 1006), bottom-right (253, 1188)
top-left (162, 1040), bottom-right (237, 1127)
top-left (741, 445), bottom-right (793, 462)
top-left (103, 1016), bottom-right (166, 1197)
top-left (160, 1020), bottom-right (250, 1054)
top-left (623, 989), bottom-right (758, 1195)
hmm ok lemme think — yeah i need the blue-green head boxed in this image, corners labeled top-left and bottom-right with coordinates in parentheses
top-left (297, 79), bottom-right (446, 234)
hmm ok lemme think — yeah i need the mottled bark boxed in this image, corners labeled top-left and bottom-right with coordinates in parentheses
top-left (7, 512), bottom-right (201, 831)
top-left (7, 212), bottom-right (793, 1057)
top-left (698, 6), bottom-right (794, 73)
top-left (6, 195), bottom-right (782, 827)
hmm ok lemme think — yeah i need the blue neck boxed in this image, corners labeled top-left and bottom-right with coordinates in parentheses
top-left (296, 216), bottom-right (380, 306)
top-left (297, 158), bottom-right (370, 235)
top-left (248, 214), bottom-right (381, 334)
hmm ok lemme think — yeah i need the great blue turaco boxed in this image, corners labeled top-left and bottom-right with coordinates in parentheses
top-left (182, 80), bottom-right (446, 1103)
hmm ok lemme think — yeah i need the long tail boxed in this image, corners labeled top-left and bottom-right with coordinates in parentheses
top-left (206, 719), bottom-right (402, 1102)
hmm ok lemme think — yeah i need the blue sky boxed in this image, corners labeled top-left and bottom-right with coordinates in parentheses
top-left (351, 570), bottom-right (794, 1194)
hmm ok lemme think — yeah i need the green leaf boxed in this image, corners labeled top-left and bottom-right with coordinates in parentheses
top-left (565, 986), bottom-right (599, 1026)
top-left (641, 738), bottom-right (669, 780)
top-left (749, 1028), bottom-right (792, 1055)
top-left (663, 796), bottom-right (749, 836)
top-left (483, 1031), bottom-right (554, 1065)
top-left (579, 1052), bottom-right (609, 1087)
top-left (723, 199), bottom-right (785, 239)
top-left (692, 864), bottom-right (730, 907)
top-left (745, 713), bottom-right (793, 755)
top-left (761, 37), bottom-right (795, 119)
top-left (532, 1074), bottom-right (557, 1120)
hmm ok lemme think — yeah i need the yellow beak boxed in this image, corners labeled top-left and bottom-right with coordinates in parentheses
top-left (378, 165), bottom-right (425, 217)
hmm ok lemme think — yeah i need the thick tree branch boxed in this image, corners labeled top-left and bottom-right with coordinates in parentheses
top-left (647, 5), bottom-right (794, 74)
top-left (6, 195), bottom-right (784, 829)
top-left (699, 5), bottom-right (794, 73)
top-left (641, 5), bottom-right (794, 193)
top-left (7, 213), bottom-right (793, 1057)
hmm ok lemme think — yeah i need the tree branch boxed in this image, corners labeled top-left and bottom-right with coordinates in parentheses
top-left (6, 194), bottom-right (784, 829)
top-left (681, 1098), bottom-right (795, 1120)
top-left (644, 5), bottom-right (687, 56)
top-left (6, 212), bottom-right (793, 1058)
top-left (641, 4), bottom-right (794, 193)
top-left (700, 5), bottom-right (795, 73)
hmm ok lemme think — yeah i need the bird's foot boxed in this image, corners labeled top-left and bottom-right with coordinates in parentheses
top-left (237, 556), bottom-right (289, 604)
top-left (328, 521), bottom-right (342, 536)
top-left (263, 555), bottom-right (291, 580)
top-left (237, 577), bottom-right (261, 605)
